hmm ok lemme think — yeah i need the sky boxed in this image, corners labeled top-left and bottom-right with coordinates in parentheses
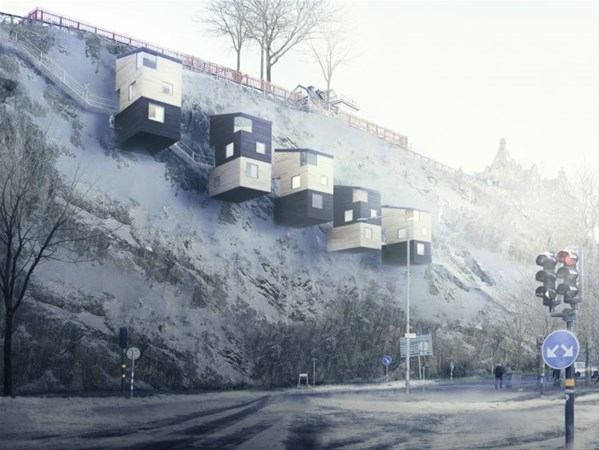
top-left (2, 0), bottom-right (598, 176)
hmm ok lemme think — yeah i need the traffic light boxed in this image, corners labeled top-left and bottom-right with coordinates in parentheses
top-left (556, 250), bottom-right (581, 305)
top-left (535, 253), bottom-right (559, 309)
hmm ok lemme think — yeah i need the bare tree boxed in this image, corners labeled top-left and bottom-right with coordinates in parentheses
top-left (0, 111), bottom-right (88, 397)
top-left (247, 0), bottom-right (330, 82)
top-left (204, 0), bottom-right (251, 72)
top-left (310, 23), bottom-right (352, 103)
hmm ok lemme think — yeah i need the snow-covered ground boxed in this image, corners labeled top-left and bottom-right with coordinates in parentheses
top-left (1, 381), bottom-right (597, 449)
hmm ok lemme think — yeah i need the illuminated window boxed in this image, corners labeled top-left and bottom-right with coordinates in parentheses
top-left (312, 193), bottom-right (323, 209)
top-left (363, 227), bottom-right (373, 240)
top-left (370, 209), bottom-right (377, 218)
top-left (344, 209), bottom-right (353, 222)
top-left (417, 243), bottom-right (425, 255)
top-left (320, 175), bottom-right (328, 186)
top-left (128, 81), bottom-right (136, 101)
top-left (225, 142), bottom-right (234, 158)
top-left (148, 104), bottom-right (164, 123)
top-left (256, 142), bottom-right (266, 154)
top-left (234, 116), bottom-right (253, 133)
top-left (162, 82), bottom-right (173, 96)
top-left (291, 175), bottom-right (301, 189)
top-left (246, 162), bottom-right (259, 179)
top-left (353, 189), bottom-right (368, 202)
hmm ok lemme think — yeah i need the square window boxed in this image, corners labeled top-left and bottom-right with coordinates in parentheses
top-left (256, 142), bottom-right (266, 154)
top-left (352, 189), bottom-right (368, 203)
top-left (246, 162), bottom-right (259, 179)
top-left (137, 52), bottom-right (157, 69)
top-left (148, 104), bottom-right (165, 123)
top-left (397, 228), bottom-right (407, 240)
top-left (417, 243), bottom-right (425, 255)
top-left (128, 81), bottom-right (136, 101)
top-left (162, 82), bottom-right (173, 96)
top-left (312, 193), bottom-right (323, 209)
top-left (344, 209), bottom-right (353, 222)
top-left (291, 175), bottom-right (301, 189)
top-left (320, 175), bottom-right (328, 186)
top-left (225, 142), bottom-right (234, 158)
top-left (234, 116), bottom-right (253, 133)
top-left (363, 227), bottom-right (373, 240)
top-left (300, 152), bottom-right (317, 166)
top-left (370, 209), bottom-right (377, 218)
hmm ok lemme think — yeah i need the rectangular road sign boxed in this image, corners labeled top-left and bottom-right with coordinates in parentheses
top-left (400, 334), bottom-right (433, 357)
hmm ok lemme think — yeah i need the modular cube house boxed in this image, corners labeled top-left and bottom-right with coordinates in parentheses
top-left (381, 206), bottom-right (432, 265)
top-left (115, 48), bottom-right (183, 151)
top-left (327, 186), bottom-right (382, 252)
top-left (273, 149), bottom-right (334, 227)
top-left (208, 113), bottom-right (273, 202)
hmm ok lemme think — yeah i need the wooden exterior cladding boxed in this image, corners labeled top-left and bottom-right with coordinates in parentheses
top-left (208, 113), bottom-right (272, 202)
top-left (381, 206), bottom-right (432, 265)
top-left (273, 149), bottom-right (334, 227)
top-left (115, 48), bottom-right (182, 151)
top-left (327, 185), bottom-right (382, 252)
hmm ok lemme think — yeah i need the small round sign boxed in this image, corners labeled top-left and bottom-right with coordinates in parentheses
top-left (126, 346), bottom-right (141, 361)
top-left (542, 330), bottom-right (579, 370)
top-left (382, 355), bottom-right (392, 366)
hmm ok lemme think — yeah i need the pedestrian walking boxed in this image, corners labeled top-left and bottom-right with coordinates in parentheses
top-left (494, 364), bottom-right (504, 389)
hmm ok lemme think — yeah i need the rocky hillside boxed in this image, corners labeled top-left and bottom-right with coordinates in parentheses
top-left (0, 22), bottom-right (578, 392)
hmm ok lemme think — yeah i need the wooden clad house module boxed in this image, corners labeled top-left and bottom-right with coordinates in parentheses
top-left (115, 48), bottom-right (182, 150)
top-left (381, 206), bottom-right (432, 265)
top-left (273, 149), bottom-right (334, 227)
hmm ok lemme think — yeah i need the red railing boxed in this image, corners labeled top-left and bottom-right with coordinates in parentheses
top-left (22, 7), bottom-right (417, 154)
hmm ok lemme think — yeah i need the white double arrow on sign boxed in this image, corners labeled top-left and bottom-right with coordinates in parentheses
top-left (546, 345), bottom-right (574, 358)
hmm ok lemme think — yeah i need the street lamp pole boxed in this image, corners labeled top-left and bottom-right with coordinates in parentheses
top-left (406, 238), bottom-right (411, 394)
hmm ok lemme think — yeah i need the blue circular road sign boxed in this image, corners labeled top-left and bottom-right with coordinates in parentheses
top-left (382, 355), bottom-right (392, 366)
top-left (542, 330), bottom-right (580, 370)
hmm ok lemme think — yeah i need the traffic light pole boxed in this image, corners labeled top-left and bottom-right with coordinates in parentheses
top-left (564, 318), bottom-right (575, 450)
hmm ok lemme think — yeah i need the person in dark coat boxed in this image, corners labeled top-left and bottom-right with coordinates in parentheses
top-left (494, 364), bottom-right (505, 389)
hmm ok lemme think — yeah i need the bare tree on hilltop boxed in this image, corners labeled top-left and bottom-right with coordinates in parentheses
top-left (310, 22), bottom-right (353, 103)
top-left (204, 0), bottom-right (251, 72)
top-left (246, 0), bottom-right (331, 82)
top-left (0, 111), bottom-right (89, 397)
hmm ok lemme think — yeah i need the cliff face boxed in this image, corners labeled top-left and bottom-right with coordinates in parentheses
top-left (0, 23), bottom-right (576, 392)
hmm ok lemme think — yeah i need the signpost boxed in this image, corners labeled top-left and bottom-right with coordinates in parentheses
top-left (542, 330), bottom-right (580, 370)
top-left (126, 346), bottom-right (141, 398)
top-left (400, 334), bottom-right (433, 357)
top-left (382, 355), bottom-right (392, 382)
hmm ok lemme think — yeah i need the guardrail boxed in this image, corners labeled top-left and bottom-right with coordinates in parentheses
top-left (171, 141), bottom-right (214, 169)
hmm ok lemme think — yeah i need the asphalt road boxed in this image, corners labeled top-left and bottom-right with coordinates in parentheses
top-left (2, 379), bottom-right (598, 450)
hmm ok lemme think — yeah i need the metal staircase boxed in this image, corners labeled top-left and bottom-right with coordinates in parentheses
top-left (169, 141), bottom-right (214, 170)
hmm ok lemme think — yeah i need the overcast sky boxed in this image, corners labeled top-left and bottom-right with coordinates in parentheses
top-left (3, 0), bottom-right (598, 176)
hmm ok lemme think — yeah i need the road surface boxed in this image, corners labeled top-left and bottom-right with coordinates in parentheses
top-left (1, 379), bottom-right (598, 449)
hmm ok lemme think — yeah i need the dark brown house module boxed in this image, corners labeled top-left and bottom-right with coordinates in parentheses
top-left (208, 113), bottom-right (272, 202)
top-left (327, 185), bottom-right (382, 252)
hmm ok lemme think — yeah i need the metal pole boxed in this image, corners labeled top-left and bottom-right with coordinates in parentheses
top-left (312, 358), bottom-right (316, 387)
top-left (120, 349), bottom-right (126, 394)
top-left (565, 318), bottom-right (575, 450)
top-left (130, 358), bottom-right (135, 399)
top-left (406, 239), bottom-right (411, 394)
top-left (385, 364), bottom-right (388, 383)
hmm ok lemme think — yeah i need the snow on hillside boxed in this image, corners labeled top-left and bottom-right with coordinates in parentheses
top-left (0, 22), bottom-right (576, 391)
